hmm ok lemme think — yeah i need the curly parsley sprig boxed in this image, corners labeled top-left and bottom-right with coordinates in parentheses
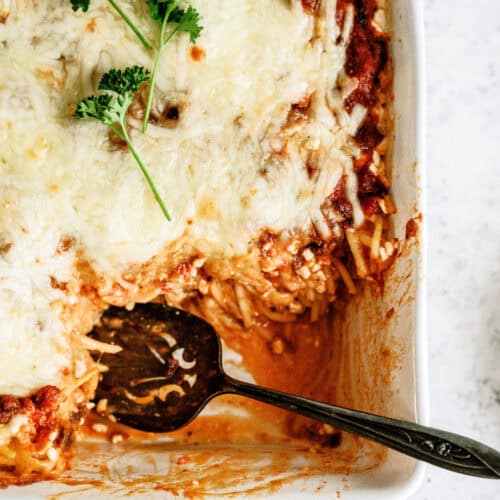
top-left (75, 66), bottom-right (172, 221)
top-left (142, 0), bottom-right (202, 132)
top-left (70, 1), bottom-right (202, 133)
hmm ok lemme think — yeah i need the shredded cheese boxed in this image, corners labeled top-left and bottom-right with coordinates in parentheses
top-left (0, 0), bottom-right (367, 404)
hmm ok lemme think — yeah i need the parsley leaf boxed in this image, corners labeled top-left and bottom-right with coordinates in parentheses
top-left (147, 0), bottom-right (183, 23)
top-left (74, 95), bottom-right (113, 121)
top-left (75, 67), bottom-right (172, 222)
top-left (99, 65), bottom-right (151, 94)
top-left (69, 1), bottom-right (203, 133)
top-left (71, 0), bottom-right (90, 12)
top-left (142, 1), bottom-right (203, 132)
top-left (176, 5), bottom-right (203, 43)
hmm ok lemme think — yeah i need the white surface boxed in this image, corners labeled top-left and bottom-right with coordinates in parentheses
top-left (410, 1), bottom-right (500, 499)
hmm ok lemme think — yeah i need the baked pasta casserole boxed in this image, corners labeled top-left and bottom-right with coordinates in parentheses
top-left (0, 0), bottom-right (394, 483)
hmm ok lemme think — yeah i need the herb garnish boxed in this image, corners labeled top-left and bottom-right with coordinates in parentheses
top-left (75, 66), bottom-right (172, 221)
top-left (71, 2), bottom-right (203, 221)
top-left (71, 1), bottom-right (202, 133)
top-left (142, 0), bottom-right (202, 132)
top-left (71, 0), bottom-right (153, 51)
top-left (71, 0), bottom-right (90, 11)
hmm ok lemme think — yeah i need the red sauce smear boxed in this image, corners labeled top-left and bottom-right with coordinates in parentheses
top-left (405, 216), bottom-right (422, 239)
top-left (337, 0), bottom-right (391, 212)
top-left (341, 0), bottom-right (388, 112)
top-left (0, 386), bottom-right (61, 444)
top-left (301, 0), bottom-right (321, 13)
top-left (329, 175), bottom-right (353, 223)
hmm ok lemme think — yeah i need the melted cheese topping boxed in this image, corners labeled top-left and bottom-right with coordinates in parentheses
top-left (0, 0), bottom-right (366, 396)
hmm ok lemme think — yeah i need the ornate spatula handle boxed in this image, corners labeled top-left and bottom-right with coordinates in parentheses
top-left (225, 377), bottom-right (500, 479)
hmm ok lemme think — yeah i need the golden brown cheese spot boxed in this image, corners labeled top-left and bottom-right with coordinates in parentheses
top-left (197, 197), bottom-right (221, 221)
top-left (57, 236), bottom-right (76, 254)
top-left (108, 129), bottom-right (128, 151)
top-left (86, 18), bottom-right (97, 32)
top-left (190, 46), bottom-right (206, 62)
top-left (36, 69), bottom-right (65, 90)
top-left (286, 95), bottom-right (312, 128)
top-left (0, 4), bottom-right (8, 24)
top-left (0, 239), bottom-right (12, 255)
top-left (50, 276), bottom-right (68, 292)
top-left (25, 136), bottom-right (49, 163)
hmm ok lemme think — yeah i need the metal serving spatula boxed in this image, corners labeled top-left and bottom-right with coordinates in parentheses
top-left (89, 303), bottom-right (500, 479)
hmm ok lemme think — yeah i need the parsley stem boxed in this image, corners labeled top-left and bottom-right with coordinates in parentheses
top-left (107, 0), bottom-right (153, 51)
top-left (141, 47), bottom-right (163, 134)
top-left (111, 124), bottom-right (172, 221)
top-left (142, 14), bottom-right (180, 133)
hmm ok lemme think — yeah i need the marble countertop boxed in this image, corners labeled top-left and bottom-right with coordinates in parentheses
top-left (410, 1), bottom-right (500, 498)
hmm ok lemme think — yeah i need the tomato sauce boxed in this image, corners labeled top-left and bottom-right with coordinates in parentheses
top-left (337, 0), bottom-right (392, 214)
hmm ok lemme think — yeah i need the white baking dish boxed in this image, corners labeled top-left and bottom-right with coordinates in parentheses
top-left (4, 0), bottom-right (426, 497)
